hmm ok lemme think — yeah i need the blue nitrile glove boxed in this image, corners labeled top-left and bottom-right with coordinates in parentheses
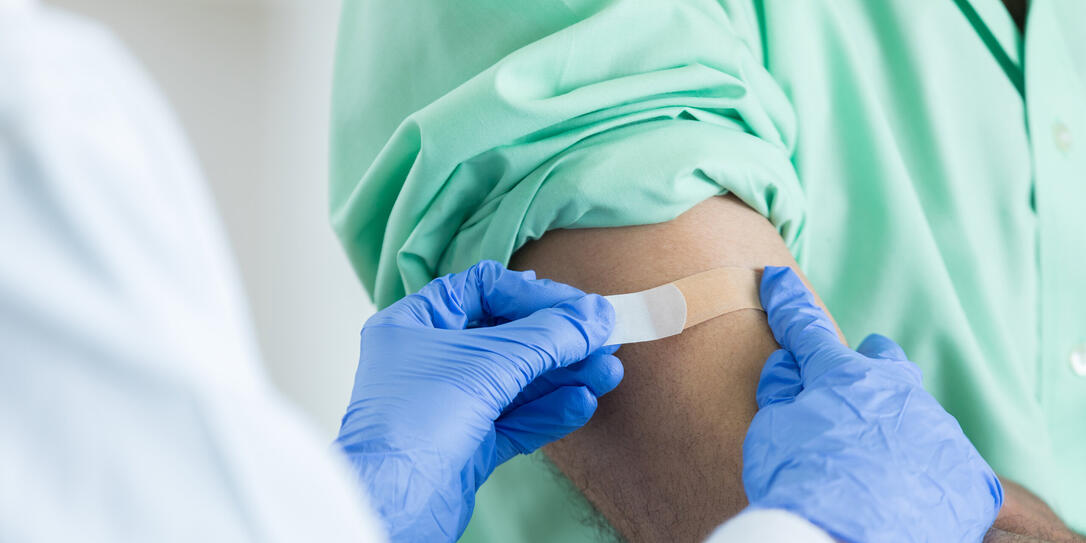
top-left (336, 260), bottom-right (622, 543)
top-left (742, 266), bottom-right (1003, 543)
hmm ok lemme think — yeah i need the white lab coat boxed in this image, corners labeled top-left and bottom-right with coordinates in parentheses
top-left (0, 2), bottom-right (383, 541)
top-left (0, 2), bottom-right (830, 542)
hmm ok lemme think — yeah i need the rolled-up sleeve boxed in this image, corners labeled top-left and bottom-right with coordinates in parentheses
top-left (331, 0), bottom-right (804, 307)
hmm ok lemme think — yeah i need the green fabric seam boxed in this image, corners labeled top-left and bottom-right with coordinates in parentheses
top-left (952, 0), bottom-right (1025, 96)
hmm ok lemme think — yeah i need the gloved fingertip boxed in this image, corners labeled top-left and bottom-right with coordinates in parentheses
top-left (760, 266), bottom-right (813, 317)
top-left (463, 259), bottom-right (592, 324)
top-left (494, 386), bottom-right (599, 456)
top-left (758, 266), bottom-right (840, 359)
top-left (856, 333), bottom-right (907, 361)
top-left (474, 259), bottom-right (505, 273)
top-left (755, 349), bottom-right (802, 408)
top-left (533, 274), bottom-right (585, 292)
top-left (565, 293), bottom-right (615, 352)
top-left (469, 260), bottom-right (501, 292)
top-left (513, 353), bottom-right (623, 402)
top-left (588, 292), bottom-right (615, 322)
top-left (760, 265), bottom-right (790, 282)
top-left (562, 386), bottom-right (598, 423)
top-left (587, 353), bottom-right (624, 396)
top-left (758, 266), bottom-right (792, 303)
top-left (490, 260), bottom-right (536, 281)
top-left (989, 471), bottom-right (1005, 511)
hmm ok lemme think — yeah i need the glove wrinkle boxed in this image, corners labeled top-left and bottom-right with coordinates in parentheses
top-left (745, 267), bottom-right (1002, 543)
top-left (337, 261), bottom-right (620, 541)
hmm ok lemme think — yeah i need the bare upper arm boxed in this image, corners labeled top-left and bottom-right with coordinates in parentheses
top-left (509, 194), bottom-right (834, 542)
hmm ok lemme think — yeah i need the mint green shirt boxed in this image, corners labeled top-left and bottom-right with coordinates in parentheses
top-left (330, 0), bottom-right (1086, 538)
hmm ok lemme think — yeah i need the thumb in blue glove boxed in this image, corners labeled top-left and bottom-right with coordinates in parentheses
top-left (742, 266), bottom-right (1003, 543)
top-left (336, 260), bottom-right (622, 543)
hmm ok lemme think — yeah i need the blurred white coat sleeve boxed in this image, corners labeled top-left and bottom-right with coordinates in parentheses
top-left (705, 509), bottom-right (836, 543)
top-left (0, 3), bottom-right (385, 542)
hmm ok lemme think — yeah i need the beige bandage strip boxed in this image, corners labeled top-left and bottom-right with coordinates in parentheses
top-left (603, 267), bottom-right (763, 346)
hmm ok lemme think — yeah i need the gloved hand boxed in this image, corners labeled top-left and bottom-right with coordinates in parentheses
top-left (336, 260), bottom-right (621, 543)
top-left (743, 266), bottom-right (1003, 543)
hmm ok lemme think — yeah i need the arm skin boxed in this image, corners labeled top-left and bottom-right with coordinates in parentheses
top-left (986, 530), bottom-right (1048, 543)
top-left (995, 478), bottom-right (1086, 542)
top-left (510, 194), bottom-right (831, 542)
top-left (511, 195), bottom-right (1081, 542)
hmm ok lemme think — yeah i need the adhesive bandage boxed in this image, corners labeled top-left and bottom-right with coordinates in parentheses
top-left (603, 267), bottom-right (763, 346)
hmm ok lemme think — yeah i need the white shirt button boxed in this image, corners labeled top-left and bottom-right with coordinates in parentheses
top-left (1071, 344), bottom-right (1086, 376)
top-left (1053, 122), bottom-right (1072, 153)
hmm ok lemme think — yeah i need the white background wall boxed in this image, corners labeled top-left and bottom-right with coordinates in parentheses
top-left (47, 0), bottom-right (377, 436)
